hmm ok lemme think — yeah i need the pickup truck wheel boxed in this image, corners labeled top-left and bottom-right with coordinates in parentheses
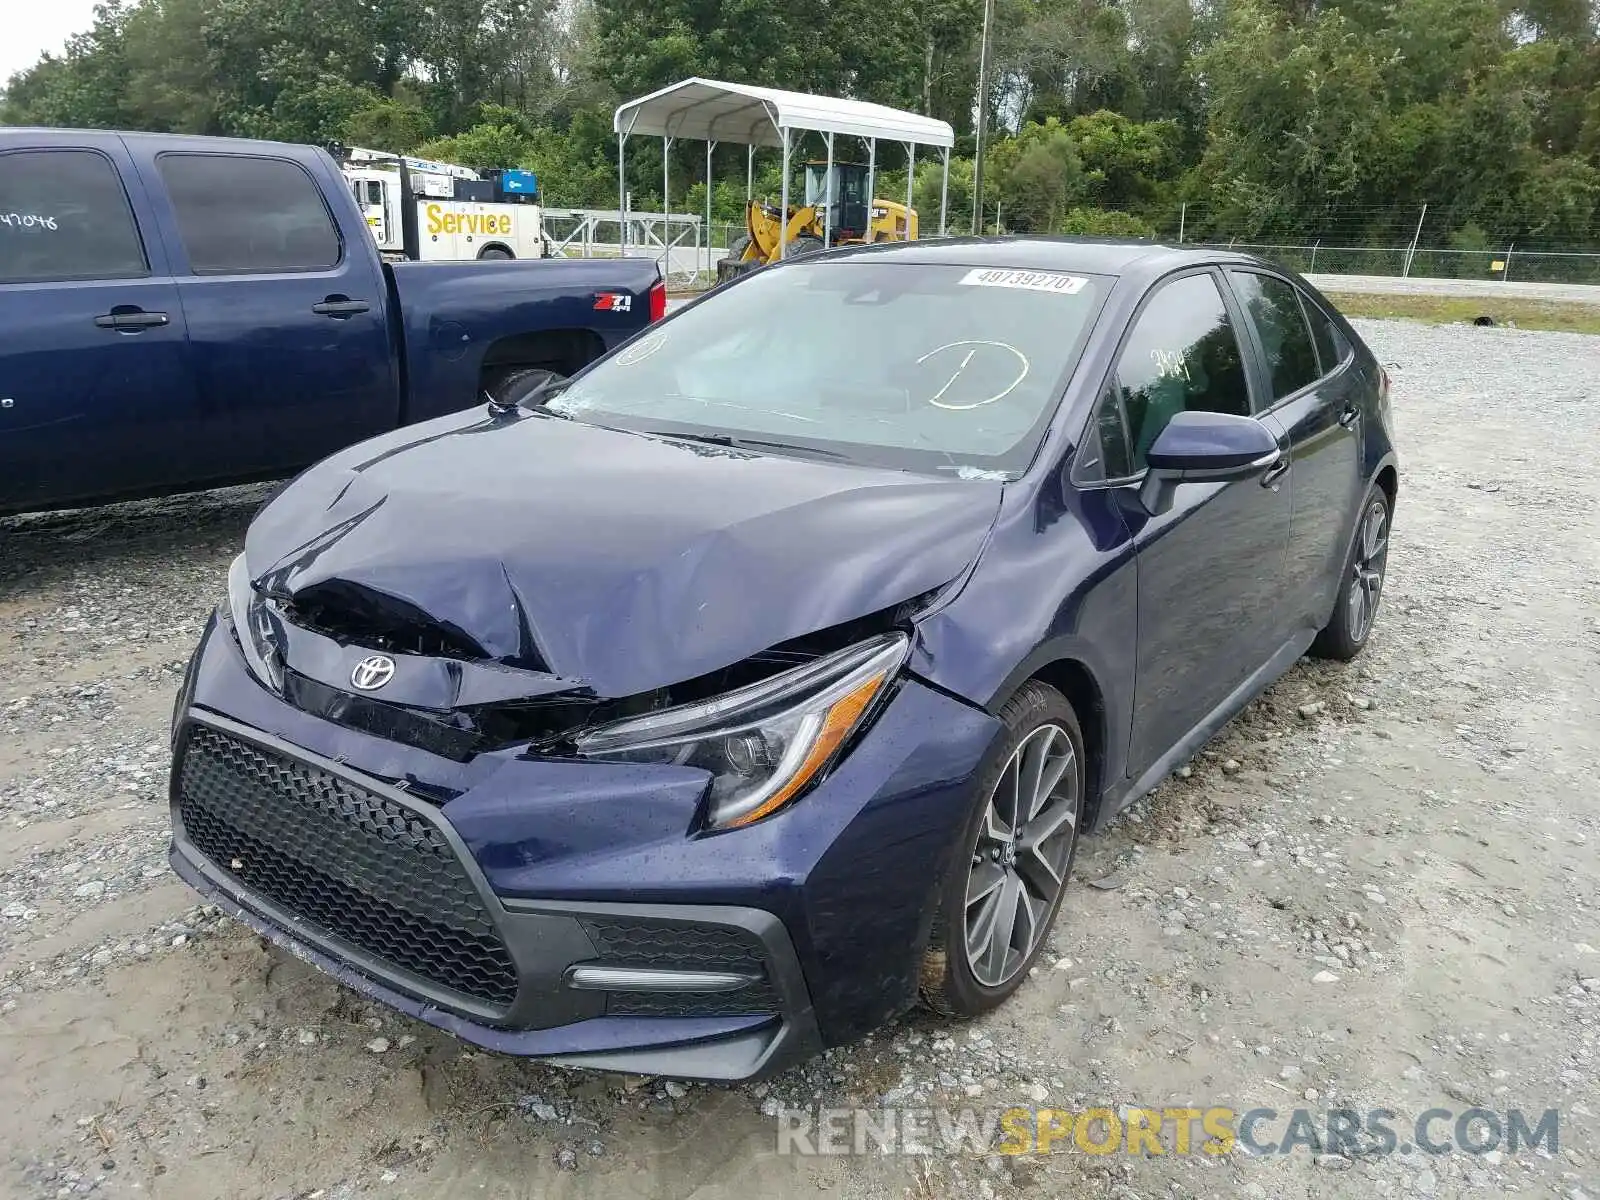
top-left (477, 245), bottom-right (514, 260)
top-left (488, 366), bottom-right (564, 407)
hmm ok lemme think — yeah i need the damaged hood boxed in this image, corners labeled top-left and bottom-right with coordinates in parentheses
top-left (245, 409), bottom-right (1003, 699)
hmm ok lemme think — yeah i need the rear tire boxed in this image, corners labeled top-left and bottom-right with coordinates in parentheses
top-left (716, 235), bottom-right (753, 284)
top-left (477, 245), bottom-right (514, 261)
top-left (486, 366), bottom-right (563, 407)
top-left (920, 681), bottom-right (1084, 1018)
top-left (1310, 484), bottom-right (1391, 661)
top-left (787, 234), bottom-right (825, 257)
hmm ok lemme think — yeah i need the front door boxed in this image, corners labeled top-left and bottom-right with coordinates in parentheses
top-left (133, 146), bottom-right (398, 480)
top-left (1226, 269), bottom-right (1364, 634)
top-left (0, 136), bottom-right (200, 510)
top-left (1105, 270), bottom-right (1294, 778)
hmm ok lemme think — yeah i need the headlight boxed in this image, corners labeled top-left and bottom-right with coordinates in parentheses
top-left (226, 553), bottom-right (284, 692)
top-left (572, 633), bottom-right (908, 830)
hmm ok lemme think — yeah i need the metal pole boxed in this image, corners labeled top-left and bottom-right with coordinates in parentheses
top-left (747, 144), bottom-right (754, 202)
top-left (705, 139), bottom-right (715, 280)
top-left (661, 136), bottom-right (673, 277)
top-left (1177, 201), bottom-right (1186, 244)
top-left (1310, 238), bottom-right (1320, 272)
top-left (662, 136), bottom-right (671, 220)
top-left (939, 147), bottom-right (949, 235)
top-left (617, 132), bottom-right (627, 254)
top-left (866, 138), bottom-right (876, 238)
top-left (905, 142), bottom-right (916, 240)
top-left (778, 127), bottom-right (790, 259)
top-left (1503, 243), bottom-right (1514, 281)
top-left (1403, 202), bottom-right (1427, 277)
top-left (823, 131), bottom-right (834, 248)
top-left (971, 0), bottom-right (995, 235)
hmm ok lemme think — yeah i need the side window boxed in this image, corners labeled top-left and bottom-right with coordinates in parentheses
top-left (1075, 384), bottom-right (1134, 482)
top-left (1299, 292), bottom-right (1349, 376)
top-left (0, 149), bottom-right (148, 283)
top-left (1094, 384), bottom-right (1134, 479)
top-left (156, 154), bottom-right (340, 274)
top-left (1229, 270), bottom-right (1319, 401)
top-left (1117, 273), bottom-right (1252, 467)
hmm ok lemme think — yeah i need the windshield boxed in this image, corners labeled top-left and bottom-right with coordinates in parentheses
top-left (547, 260), bottom-right (1110, 478)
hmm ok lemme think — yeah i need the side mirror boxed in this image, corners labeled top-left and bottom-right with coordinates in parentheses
top-left (1138, 410), bottom-right (1280, 515)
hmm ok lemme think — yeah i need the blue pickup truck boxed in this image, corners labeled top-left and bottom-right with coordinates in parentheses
top-left (0, 128), bottom-right (664, 515)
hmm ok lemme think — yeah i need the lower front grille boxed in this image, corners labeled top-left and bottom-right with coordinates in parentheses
top-left (580, 918), bottom-right (779, 1017)
top-left (176, 724), bottom-right (519, 1009)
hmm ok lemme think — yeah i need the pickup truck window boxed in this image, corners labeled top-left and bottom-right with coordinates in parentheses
top-left (156, 153), bottom-right (340, 274)
top-left (0, 149), bottom-right (148, 284)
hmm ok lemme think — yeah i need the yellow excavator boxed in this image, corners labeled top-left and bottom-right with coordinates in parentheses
top-left (716, 161), bottom-right (917, 282)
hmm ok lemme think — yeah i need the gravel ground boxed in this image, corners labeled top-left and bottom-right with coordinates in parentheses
top-left (1, 319), bottom-right (1597, 1200)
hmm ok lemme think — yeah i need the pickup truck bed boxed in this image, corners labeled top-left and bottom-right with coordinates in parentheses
top-left (0, 128), bottom-right (662, 516)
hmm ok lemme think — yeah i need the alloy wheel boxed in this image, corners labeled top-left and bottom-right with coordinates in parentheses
top-left (1347, 496), bottom-right (1390, 642)
top-left (963, 724), bottom-right (1080, 988)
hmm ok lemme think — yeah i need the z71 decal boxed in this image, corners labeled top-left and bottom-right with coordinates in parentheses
top-left (594, 292), bottom-right (633, 312)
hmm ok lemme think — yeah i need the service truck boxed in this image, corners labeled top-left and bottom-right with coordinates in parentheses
top-left (336, 145), bottom-right (553, 262)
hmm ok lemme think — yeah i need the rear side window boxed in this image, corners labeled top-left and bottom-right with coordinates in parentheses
top-left (0, 149), bottom-right (148, 283)
top-left (157, 154), bottom-right (340, 273)
top-left (1300, 293), bottom-right (1349, 375)
top-left (1229, 270), bottom-right (1319, 401)
top-left (1116, 272), bottom-right (1252, 467)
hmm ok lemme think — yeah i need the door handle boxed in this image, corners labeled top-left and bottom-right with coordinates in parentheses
top-left (94, 310), bottom-right (170, 331)
top-left (1338, 403), bottom-right (1360, 428)
top-left (1261, 456), bottom-right (1290, 488)
top-left (311, 299), bottom-right (371, 318)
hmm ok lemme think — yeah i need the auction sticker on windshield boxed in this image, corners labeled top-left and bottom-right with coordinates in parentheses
top-left (958, 268), bottom-right (1089, 295)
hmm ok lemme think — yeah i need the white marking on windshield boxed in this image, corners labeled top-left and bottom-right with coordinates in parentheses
top-left (917, 341), bottom-right (1030, 410)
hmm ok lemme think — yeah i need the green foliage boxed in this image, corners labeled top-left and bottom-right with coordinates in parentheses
top-left (1, 0), bottom-right (1596, 252)
top-left (1059, 207), bottom-right (1156, 237)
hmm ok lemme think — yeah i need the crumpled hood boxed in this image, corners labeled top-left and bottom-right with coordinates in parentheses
top-left (245, 409), bottom-right (1003, 699)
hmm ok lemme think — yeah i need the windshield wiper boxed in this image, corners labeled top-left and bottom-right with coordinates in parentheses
top-left (642, 430), bottom-right (850, 461)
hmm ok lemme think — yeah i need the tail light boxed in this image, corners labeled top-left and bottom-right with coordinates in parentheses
top-left (648, 278), bottom-right (667, 322)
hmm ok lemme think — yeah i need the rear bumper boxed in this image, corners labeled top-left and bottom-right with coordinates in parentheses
top-left (170, 712), bottom-right (821, 1081)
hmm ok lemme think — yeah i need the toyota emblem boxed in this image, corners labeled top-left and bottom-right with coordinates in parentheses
top-left (350, 654), bottom-right (396, 691)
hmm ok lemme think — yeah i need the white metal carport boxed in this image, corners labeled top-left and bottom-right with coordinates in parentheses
top-left (612, 77), bottom-right (956, 273)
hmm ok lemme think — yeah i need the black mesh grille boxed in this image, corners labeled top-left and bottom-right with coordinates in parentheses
top-left (177, 725), bottom-right (518, 1009)
top-left (580, 919), bottom-right (779, 1017)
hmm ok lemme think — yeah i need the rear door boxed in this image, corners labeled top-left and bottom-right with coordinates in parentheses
top-left (1099, 270), bottom-right (1293, 778)
top-left (0, 135), bottom-right (199, 510)
top-left (134, 147), bottom-right (397, 477)
top-left (1225, 269), bottom-right (1363, 634)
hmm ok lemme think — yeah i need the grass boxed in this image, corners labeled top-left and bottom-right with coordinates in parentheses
top-left (1325, 292), bottom-right (1600, 335)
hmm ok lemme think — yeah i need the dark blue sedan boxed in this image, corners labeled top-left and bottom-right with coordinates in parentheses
top-left (167, 238), bottom-right (1398, 1081)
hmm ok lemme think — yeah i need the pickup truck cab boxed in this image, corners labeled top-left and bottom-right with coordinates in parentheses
top-left (0, 128), bottom-right (663, 515)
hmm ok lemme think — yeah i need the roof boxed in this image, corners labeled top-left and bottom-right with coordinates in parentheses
top-left (613, 78), bottom-right (955, 150)
top-left (821, 235), bottom-right (1213, 275)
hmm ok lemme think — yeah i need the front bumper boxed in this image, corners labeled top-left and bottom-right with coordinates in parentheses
top-left (168, 616), bottom-right (1000, 1080)
top-left (170, 711), bottom-right (820, 1080)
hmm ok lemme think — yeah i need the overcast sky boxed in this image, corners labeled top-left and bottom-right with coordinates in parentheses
top-left (2, 0), bottom-right (101, 84)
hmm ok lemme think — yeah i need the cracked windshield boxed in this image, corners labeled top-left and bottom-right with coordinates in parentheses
top-left (549, 262), bottom-right (1108, 476)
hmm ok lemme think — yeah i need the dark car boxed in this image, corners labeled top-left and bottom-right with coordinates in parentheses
top-left (167, 238), bottom-right (1397, 1081)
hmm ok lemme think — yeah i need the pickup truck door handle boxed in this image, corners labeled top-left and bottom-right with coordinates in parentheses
top-left (1260, 455), bottom-right (1291, 489)
top-left (311, 298), bottom-right (372, 318)
top-left (1338, 402), bottom-right (1360, 428)
top-left (94, 310), bottom-right (170, 331)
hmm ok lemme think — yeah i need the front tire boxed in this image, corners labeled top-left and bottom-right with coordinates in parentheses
top-left (920, 681), bottom-right (1085, 1017)
top-left (1311, 485), bottom-right (1391, 661)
